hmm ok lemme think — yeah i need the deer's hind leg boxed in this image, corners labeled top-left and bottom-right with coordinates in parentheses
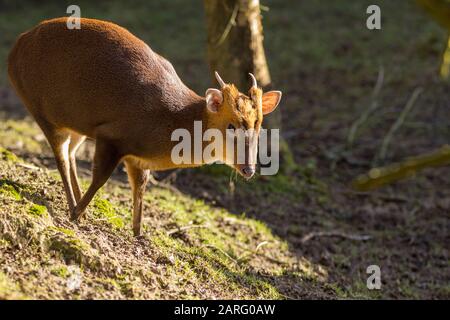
top-left (34, 117), bottom-right (77, 213)
top-left (68, 133), bottom-right (86, 203)
top-left (71, 138), bottom-right (121, 221)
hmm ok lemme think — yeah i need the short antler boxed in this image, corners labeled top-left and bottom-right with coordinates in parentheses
top-left (214, 71), bottom-right (226, 88)
top-left (249, 73), bottom-right (257, 89)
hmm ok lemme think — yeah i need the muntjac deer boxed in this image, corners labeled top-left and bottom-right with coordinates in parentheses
top-left (8, 17), bottom-right (282, 236)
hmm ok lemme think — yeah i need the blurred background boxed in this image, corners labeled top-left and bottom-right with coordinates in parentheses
top-left (0, 0), bottom-right (448, 299)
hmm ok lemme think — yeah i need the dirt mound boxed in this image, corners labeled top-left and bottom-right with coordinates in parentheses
top-left (0, 148), bottom-right (329, 299)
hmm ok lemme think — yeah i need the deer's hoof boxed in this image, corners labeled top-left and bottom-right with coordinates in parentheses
top-left (70, 208), bottom-right (84, 222)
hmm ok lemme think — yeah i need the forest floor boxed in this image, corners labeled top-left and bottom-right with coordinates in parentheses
top-left (0, 0), bottom-right (449, 299)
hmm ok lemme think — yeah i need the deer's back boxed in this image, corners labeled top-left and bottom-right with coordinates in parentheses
top-left (8, 17), bottom-right (192, 139)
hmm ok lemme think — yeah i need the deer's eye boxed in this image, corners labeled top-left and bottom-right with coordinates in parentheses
top-left (227, 124), bottom-right (236, 131)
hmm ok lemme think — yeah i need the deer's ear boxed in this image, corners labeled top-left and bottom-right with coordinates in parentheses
top-left (262, 91), bottom-right (282, 115)
top-left (206, 88), bottom-right (223, 113)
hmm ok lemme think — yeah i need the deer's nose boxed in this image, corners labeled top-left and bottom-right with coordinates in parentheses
top-left (241, 166), bottom-right (255, 179)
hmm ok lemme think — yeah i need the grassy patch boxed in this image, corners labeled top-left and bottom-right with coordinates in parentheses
top-left (144, 188), bottom-right (296, 298)
top-left (28, 204), bottom-right (48, 218)
top-left (93, 197), bottom-right (126, 229)
top-left (0, 120), bottom-right (47, 155)
top-left (151, 232), bottom-right (282, 299)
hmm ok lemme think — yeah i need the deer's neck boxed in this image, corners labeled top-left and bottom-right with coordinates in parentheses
top-left (172, 93), bottom-right (209, 134)
top-left (128, 92), bottom-right (212, 170)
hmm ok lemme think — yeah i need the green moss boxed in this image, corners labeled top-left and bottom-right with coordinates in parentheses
top-left (49, 227), bottom-right (76, 237)
top-left (46, 227), bottom-right (91, 264)
top-left (0, 272), bottom-right (25, 299)
top-left (0, 179), bottom-right (22, 200)
top-left (0, 239), bottom-right (10, 249)
top-left (96, 277), bottom-right (121, 290)
top-left (398, 280), bottom-right (420, 299)
top-left (431, 283), bottom-right (450, 297)
top-left (48, 170), bottom-right (62, 182)
top-left (0, 147), bottom-right (18, 162)
top-left (28, 204), bottom-right (48, 218)
top-left (50, 265), bottom-right (69, 278)
top-left (348, 280), bottom-right (383, 299)
top-left (93, 198), bottom-right (125, 229)
top-left (326, 283), bottom-right (349, 298)
top-left (116, 278), bottom-right (139, 297)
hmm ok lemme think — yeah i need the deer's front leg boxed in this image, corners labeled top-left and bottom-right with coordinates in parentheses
top-left (124, 161), bottom-right (150, 236)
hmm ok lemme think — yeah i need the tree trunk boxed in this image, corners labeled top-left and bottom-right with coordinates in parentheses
top-left (416, 0), bottom-right (450, 80)
top-left (204, 0), bottom-right (295, 173)
top-left (203, 0), bottom-right (281, 129)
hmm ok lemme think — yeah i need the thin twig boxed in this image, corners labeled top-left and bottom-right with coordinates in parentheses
top-left (343, 190), bottom-right (410, 203)
top-left (148, 174), bottom-right (183, 195)
top-left (376, 87), bottom-right (423, 163)
top-left (216, 3), bottom-right (239, 47)
top-left (347, 66), bottom-right (384, 147)
top-left (300, 231), bottom-right (372, 244)
top-left (159, 169), bottom-right (180, 183)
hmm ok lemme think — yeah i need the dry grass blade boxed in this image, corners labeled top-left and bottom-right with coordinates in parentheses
top-left (167, 224), bottom-right (209, 236)
top-left (202, 244), bottom-right (239, 265)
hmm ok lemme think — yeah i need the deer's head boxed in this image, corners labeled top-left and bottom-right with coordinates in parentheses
top-left (205, 71), bottom-right (282, 179)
